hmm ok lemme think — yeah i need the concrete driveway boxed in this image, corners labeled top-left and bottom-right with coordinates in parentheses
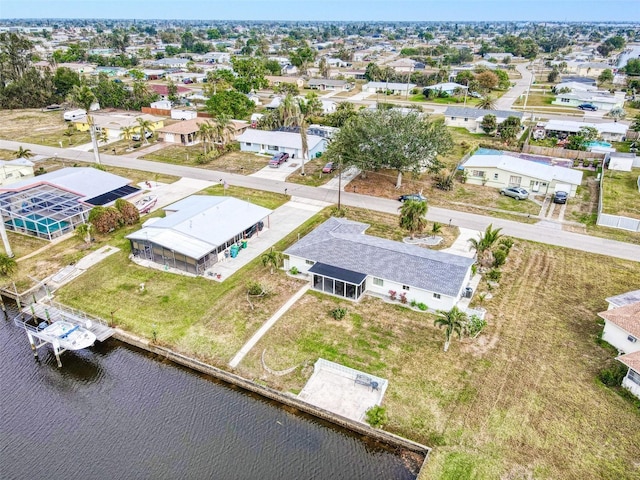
top-left (132, 177), bottom-right (216, 212)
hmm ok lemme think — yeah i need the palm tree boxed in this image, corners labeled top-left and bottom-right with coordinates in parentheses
top-left (212, 115), bottom-right (236, 150)
top-left (98, 130), bottom-right (109, 145)
top-left (261, 248), bottom-right (283, 274)
top-left (468, 224), bottom-right (503, 267)
top-left (476, 95), bottom-right (496, 110)
top-left (278, 94), bottom-right (308, 175)
top-left (120, 126), bottom-right (134, 150)
top-left (398, 200), bottom-right (428, 239)
top-left (136, 117), bottom-right (154, 145)
top-left (74, 223), bottom-right (92, 244)
top-left (431, 222), bottom-right (442, 237)
top-left (0, 253), bottom-right (17, 277)
top-left (63, 126), bottom-right (75, 145)
top-left (197, 121), bottom-right (214, 155)
top-left (434, 306), bottom-right (467, 352)
top-left (68, 84), bottom-right (96, 112)
top-left (13, 146), bottom-right (33, 159)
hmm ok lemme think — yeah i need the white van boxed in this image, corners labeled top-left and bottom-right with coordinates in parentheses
top-left (63, 109), bottom-right (87, 121)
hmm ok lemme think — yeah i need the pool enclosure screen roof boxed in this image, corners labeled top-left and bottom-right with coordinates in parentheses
top-left (308, 262), bottom-right (367, 285)
top-left (0, 183), bottom-right (90, 220)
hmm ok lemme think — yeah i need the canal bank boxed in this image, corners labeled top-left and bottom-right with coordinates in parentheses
top-left (2, 302), bottom-right (424, 480)
top-left (113, 328), bottom-right (431, 474)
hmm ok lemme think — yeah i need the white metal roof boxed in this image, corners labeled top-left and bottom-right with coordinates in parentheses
top-left (0, 167), bottom-right (132, 201)
top-left (126, 196), bottom-right (272, 259)
top-left (544, 120), bottom-right (627, 135)
top-left (236, 129), bottom-right (325, 151)
top-left (463, 154), bottom-right (583, 185)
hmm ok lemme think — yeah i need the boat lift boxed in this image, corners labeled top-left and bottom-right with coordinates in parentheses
top-left (14, 302), bottom-right (114, 368)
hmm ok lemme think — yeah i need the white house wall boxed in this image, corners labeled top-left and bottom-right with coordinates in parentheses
top-left (464, 168), bottom-right (578, 197)
top-left (622, 373), bottom-right (640, 399)
top-left (602, 321), bottom-right (640, 354)
top-left (286, 255), bottom-right (459, 310)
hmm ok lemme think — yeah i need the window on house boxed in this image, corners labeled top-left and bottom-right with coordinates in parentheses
top-left (629, 369), bottom-right (640, 386)
top-left (245, 143), bottom-right (252, 147)
top-left (373, 278), bottom-right (384, 286)
top-left (493, 173), bottom-right (499, 180)
top-left (451, 117), bottom-right (456, 120)
top-left (464, 118), bottom-right (468, 122)
top-left (402, 285), bottom-right (410, 291)
top-left (433, 293), bottom-right (441, 299)
top-left (305, 259), bottom-right (314, 265)
top-left (269, 145), bottom-right (279, 151)
top-left (628, 335), bottom-right (638, 343)
top-left (471, 170), bottom-right (485, 177)
top-left (561, 98), bottom-right (570, 103)
top-left (509, 175), bottom-right (522, 186)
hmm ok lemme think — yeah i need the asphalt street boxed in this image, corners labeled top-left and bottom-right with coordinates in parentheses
top-left (2, 138), bottom-right (639, 263)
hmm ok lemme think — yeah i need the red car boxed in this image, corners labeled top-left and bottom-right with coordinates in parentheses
top-left (322, 162), bottom-right (335, 173)
top-left (268, 152), bottom-right (289, 167)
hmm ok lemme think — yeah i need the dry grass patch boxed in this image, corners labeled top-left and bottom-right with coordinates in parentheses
top-left (286, 158), bottom-right (335, 187)
top-left (239, 242), bottom-right (640, 479)
top-left (0, 109), bottom-right (91, 147)
top-left (601, 168), bottom-right (640, 218)
top-left (143, 147), bottom-right (268, 175)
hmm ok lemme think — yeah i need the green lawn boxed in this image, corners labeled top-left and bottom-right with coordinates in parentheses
top-left (601, 169), bottom-right (640, 218)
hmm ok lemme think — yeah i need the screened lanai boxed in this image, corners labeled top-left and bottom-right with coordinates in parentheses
top-left (0, 184), bottom-right (90, 240)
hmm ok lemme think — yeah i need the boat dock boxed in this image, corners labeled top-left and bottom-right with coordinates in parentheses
top-left (14, 301), bottom-right (114, 367)
top-left (24, 301), bottom-right (114, 342)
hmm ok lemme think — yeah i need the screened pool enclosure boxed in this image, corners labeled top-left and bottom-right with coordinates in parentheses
top-left (0, 184), bottom-right (91, 240)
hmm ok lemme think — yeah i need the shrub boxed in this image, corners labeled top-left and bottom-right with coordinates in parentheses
top-left (598, 363), bottom-right (627, 387)
top-left (417, 302), bottom-right (428, 311)
top-left (498, 237), bottom-right (514, 252)
top-left (365, 405), bottom-right (388, 428)
top-left (330, 206), bottom-right (349, 217)
top-left (388, 290), bottom-right (397, 301)
top-left (247, 281), bottom-right (265, 296)
top-left (486, 268), bottom-right (502, 282)
top-left (492, 248), bottom-right (507, 268)
top-left (330, 307), bottom-right (348, 321)
top-left (465, 314), bottom-right (487, 337)
top-left (115, 199), bottom-right (140, 226)
top-left (89, 206), bottom-right (122, 234)
top-left (289, 266), bottom-right (299, 275)
top-left (410, 299), bottom-right (417, 307)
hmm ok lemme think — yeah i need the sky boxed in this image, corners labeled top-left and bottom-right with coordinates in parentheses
top-left (1, 0), bottom-right (639, 22)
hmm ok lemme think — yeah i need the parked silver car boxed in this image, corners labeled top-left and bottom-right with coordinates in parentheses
top-left (500, 186), bottom-right (529, 200)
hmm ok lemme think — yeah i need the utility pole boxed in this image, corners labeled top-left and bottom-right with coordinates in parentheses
top-left (87, 115), bottom-right (102, 165)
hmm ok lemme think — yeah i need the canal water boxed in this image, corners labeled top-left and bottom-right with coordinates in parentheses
top-left (0, 309), bottom-right (419, 480)
top-left (617, 45), bottom-right (640, 69)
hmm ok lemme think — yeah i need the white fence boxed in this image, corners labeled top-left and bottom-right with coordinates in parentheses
top-left (596, 172), bottom-right (640, 232)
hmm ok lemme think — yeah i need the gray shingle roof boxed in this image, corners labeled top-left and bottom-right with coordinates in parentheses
top-left (284, 218), bottom-right (474, 297)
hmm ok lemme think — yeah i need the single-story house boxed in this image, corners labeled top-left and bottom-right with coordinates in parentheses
top-left (157, 118), bottom-right (248, 146)
top-left (462, 154), bottom-right (583, 197)
top-left (94, 66), bottom-right (128, 77)
top-left (575, 62), bottom-right (612, 78)
top-left (552, 90), bottom-right (624, 112)
top-left (282, 64), bottom-right (299, 76)
top-left (284, 217), bottom-right (474, 309)
top-left (444, 107), bottom-right (524, 133)
top-left (387, 58), bottom-right (416, 73)
top-left (153, 58), bottom-right (191, 69)
top-left (424, 82), bottom-right (467, 96)
top-left (307, 78), bottom-right (352, 91)
top-left (73, 112), bottom-right (164, 140)
top-left (543, 120), bottom-right (628, 142)
top-left (56, 62), bottom-right (95, 75)
top-left (483, 52), bottom-right (514, 61)
top-left (150, 100), bottom-right (172, 110)
top-left (137, 69), bottom-right (166, 80)
top-left (554, 81), bottom-right (599, 93)
top-left (616, 350), bottom-right (640, 400)
top-left (149, 84), bottom-right (191, 101)
top-left (362, 82), bottom-right (417, 96)
top-left (0, 159), bottom-right (35, 186)
top-left (266, 75), bottom-right (305, 89)
top-left (0, 167), bottom-right (139, 240)
top-left (166, 72), bottom-right (207, 84)
top-left (236, 129), bottom-right (326, 159)
top-left (320, 100), bottom-right (337, 114)
top-left (126, 196), bottom-right (272, 276)
top-left (599, 302), bottom-right (640, 354)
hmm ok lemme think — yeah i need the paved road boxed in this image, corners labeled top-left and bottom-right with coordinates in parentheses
top-left (2, 139), bottom-right (639, 262)
top-left (494, 62), bottom-right (533, 111)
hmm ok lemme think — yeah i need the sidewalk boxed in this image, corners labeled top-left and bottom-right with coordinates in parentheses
top-left (229, 284), bottom-right (310, 368)
top-left (123, 141), bottom-right (170, 159)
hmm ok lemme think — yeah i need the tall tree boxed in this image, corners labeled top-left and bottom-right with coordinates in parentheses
top-left (398, 200), bottom-right (428, 239)
top-left (318, 57), bottom-right (330, 78)
top-left (120, 126), bottom-right (135, 150)
top-left (476, 95), bottom-right (497, 110)
top-left (205, 90), bottom-right (254, 119)
top-left (136, 117), bottom-right (153, 145)
top-left (325, 109), bottom-right (452, 188)
top-left (68, 84), bottom-right (96, 112)
top-left (468, 224), bottom-right (503, 267)
top-left (197, 121), bottom-right (214, 155)
top-left (434, 306), bottom-right (467, 352)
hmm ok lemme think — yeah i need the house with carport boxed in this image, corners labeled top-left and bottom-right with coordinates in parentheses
top-left (362, 81), bottom-right (416, 96)
top-left (543, 120), bottom-right (627, 142)
top-left (236, 129), bottom-right (326, 159)
top-left (127, 196), bottom-right (272, 276)
top-left (462, 154), bottom-right (583, 197)
top-left (157, 118), bottom-right (248, 146)
top-left (307, 79), bottom-right (352, 91)
top-left (284, 218), bottom-right (474, 309)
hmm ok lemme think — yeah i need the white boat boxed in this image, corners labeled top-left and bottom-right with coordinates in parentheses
top-left (135, 195), bottom-right (157, 214)
top-left (38, 321), bottom-right (96, 351)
